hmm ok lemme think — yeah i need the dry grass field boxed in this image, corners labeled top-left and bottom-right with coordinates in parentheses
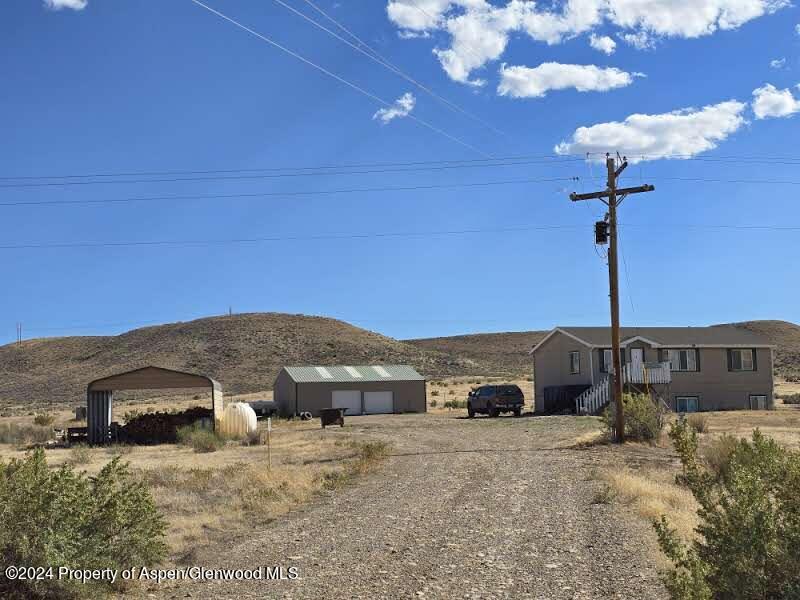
top-left (425, 375), bottom-right (533, 413)
top-left (0, 412), bottom-right (388, 564)
top-left (593, 380), bottom-right (800, 563)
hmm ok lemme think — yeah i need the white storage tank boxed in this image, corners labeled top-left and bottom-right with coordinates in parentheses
top-left (219, 402), bottom-right (258, 438)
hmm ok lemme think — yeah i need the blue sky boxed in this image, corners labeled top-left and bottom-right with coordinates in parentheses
top-left (1, 0), bottom-right (799, 344)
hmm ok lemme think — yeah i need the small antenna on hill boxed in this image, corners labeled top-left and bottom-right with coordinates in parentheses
top-left (228, 306), bottom-right (233, 317)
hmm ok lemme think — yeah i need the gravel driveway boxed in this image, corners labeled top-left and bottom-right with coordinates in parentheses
top-left (152, 413), bottom-right (666, 599)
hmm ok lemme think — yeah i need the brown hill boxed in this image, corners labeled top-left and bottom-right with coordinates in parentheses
top-left (3, 316), bottom-right (798, 411)
top-left (0, 313), bottom-right (484, 409)
top-left (407, 331), bottom-right (547, 377)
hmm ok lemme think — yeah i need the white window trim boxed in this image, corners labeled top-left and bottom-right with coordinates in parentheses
top-left (676, 396), bottom-right (699, 413)
top-left (730, 348), bottom-right (755, 371)
top-left (749, 394), bottom-right (767, 410)
top-left (664, 348), bottom-right (699, 372)
top-left (569, 351), bottom-right (581, 375)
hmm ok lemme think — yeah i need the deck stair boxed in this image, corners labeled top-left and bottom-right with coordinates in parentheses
top-left (575, 376), bottom-right (610, 415)
top-left (574, 361), bottom-right (672, 415)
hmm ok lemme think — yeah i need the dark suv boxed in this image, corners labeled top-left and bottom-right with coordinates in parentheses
top-left (467, 384), bottom-right (524, 418)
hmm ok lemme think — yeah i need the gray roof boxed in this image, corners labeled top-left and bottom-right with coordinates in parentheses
top-left (544, 326), bottom-right (774, 349)
top-left (281, 364), bottom-right (425, 383)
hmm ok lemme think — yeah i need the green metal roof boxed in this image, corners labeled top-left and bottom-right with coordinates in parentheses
top-left (282, 365), bottom-right (425, 383)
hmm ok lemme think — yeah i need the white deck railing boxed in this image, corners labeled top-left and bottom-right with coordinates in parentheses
top-left (622, 361), bottom-right (671, 384)
top-left (575, 362), bottom-right (672, 415)
top-left (575, 376), bottom-right (610, 415)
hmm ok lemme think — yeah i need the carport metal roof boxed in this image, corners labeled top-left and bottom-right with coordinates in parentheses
top-left (87, 366), bottom-right (222, 392)
top-left (283, 365), bottom-right (424, 383)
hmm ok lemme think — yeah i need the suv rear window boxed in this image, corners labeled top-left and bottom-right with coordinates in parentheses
top-left (497, 385), bottom-right (522, 396)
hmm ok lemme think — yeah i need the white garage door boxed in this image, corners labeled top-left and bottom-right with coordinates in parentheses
top-left (364, 391), bottom-right (394, 414)
top-left (332, 390), bottom-right (361, 415)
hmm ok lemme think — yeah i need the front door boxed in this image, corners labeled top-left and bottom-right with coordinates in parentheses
top-left (630, 348), bottom-right (644, 368)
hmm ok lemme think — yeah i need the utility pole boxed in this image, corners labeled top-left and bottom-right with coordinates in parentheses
top-left (569, 154), bottom-right (654, 443)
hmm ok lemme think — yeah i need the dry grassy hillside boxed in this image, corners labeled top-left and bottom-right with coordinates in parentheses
top-left (0, 313), bottom-right (482, 409)
top-left (407, 331), bottom-right (547, 377)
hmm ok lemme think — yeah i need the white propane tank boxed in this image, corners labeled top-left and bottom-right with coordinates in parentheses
top-left (219, 402), bottom-right (258, 438)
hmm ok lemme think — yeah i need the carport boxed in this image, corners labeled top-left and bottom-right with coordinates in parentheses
top-left (86, 366), bottom-right (223, 444)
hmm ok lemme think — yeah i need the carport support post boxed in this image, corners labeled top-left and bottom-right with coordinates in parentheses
top-left (606, 157), bottom-right (625, 443)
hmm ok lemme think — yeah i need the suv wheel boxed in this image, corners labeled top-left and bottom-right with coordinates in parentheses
top-left (467, 403), bottom-right (475, 418)
top-left (513, 407), bottom-right (522, 417)
top-left (489, 404), bottom-right (499, 418)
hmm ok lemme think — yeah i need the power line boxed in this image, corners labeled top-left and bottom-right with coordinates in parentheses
top-left (0, 158), bottom-right (580, 189)
top-left (188, 0), bottom-right (491, 158)
top-left (275, 0), bottom-right (508, 138)
top-left (3, 222), bottom-right (800, 251)
top-left (403, 0), bottom-right (489, 68)
top-left (0, 224), bottom-right (584, 251)
top-left (0, 154), bottom-right (583, 182)
top-left (617, 225), bottom-right (636, 316)
top-left (0, 176), bottom-right (579, 207)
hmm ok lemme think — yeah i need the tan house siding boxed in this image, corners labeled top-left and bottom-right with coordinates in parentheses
top-left (533, 332), bottom-right (593, 413)
top-left (664, 347), bottom-right (773, 411)
top-left (533, 329), bottom-right (774, 413)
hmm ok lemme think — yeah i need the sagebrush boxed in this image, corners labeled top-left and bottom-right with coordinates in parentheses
top-left (0, 449), bottom-right (166, 599)
top-left (602, 393), bottom-right (665, 442)
top-left (176, 423), bottom-right (226, 453)
top-left (654, 420), bottom-right (800, 599)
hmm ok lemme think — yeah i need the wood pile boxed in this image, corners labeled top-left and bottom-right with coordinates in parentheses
top-left (121, 406), bottom-right (212, 444)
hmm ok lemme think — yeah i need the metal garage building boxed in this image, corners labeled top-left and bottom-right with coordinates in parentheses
top-left (274, 365), bottom-right (426, 417)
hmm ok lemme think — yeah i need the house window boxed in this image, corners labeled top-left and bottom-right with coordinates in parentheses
top-left (600, 348), bottom-right (625, 373)
top-left (662, 349), bottom-right (698, 372)
top-left (729, 349), bottom-right (756, 371)
top-left (749, 395), bottom-right (767, 410)
top-left (676, 396), bottom-right (699, 413)
top-left (569, 351), bottom-right (580, 374)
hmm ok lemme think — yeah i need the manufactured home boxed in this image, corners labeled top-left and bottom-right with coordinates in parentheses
top-left (531, 326), bottom-right (775, 414)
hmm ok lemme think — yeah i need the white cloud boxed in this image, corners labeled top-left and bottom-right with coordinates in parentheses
top-left (769, 57), bottom-right (786, 69)
top-left (606, 0), bottom-right (790, 39)
top-left (44, 0), bottom-right (87, 9)
top-left (620, 30), bottom-right (656, 49)
top-left (387, 0), bottom-right (791, 84)
top-left (589, 33), bottom-right (617, 54)
top-left (796, 23), bottom-right (800, 35)
top-left (373, 92), bottom-right (417, 124)
top-left (752, 83), bottom-right (800, 119)
top-left (554, 100), bottom-right (748, 161)
top-left (498, 62), bottom-right (638, 98)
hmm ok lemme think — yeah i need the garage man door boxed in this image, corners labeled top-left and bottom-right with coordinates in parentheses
top-left (364, 391), bottom-right (394, 414)
top-left (332, 390), bottom-right (361, 415)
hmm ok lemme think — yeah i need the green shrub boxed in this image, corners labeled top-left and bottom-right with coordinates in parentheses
top-left (780, 393), bottom-right (800, 405)
top-left (0, 449), bottom-right (166, 599)
top-left (431, 390), bottom-right (440, 397)
top-left (602, 393), bottom-right (665, 442)
top-left (654, 420), bottom-right (800, 599)
top-left (0, 423), bottom-right (52, 446)
top-left (68, 444), bottom-right (92, 466)
top-left (430, 399), bottom-right (437, 408)
top-left (176, 424), bottom-right (225, 453)
top-left (687, 414), bottom-right (709, 434)
top-left (701, 434), bottom-right (738, 480)
top-left (32, 414), bottom-right (54, 427)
